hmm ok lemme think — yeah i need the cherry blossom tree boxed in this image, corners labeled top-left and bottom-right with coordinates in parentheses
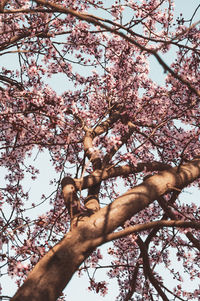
top-left (0, 0), bottom-right (200, 300)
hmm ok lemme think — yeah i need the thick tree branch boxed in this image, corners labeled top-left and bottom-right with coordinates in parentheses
top-left (74, 161), bottom-right (171, 190)
top-left (61, 177), bottom-right (80, 223)
top-left (93, 103), bottom-right (124, 136)
top-left (83, 127), bottom-right (102, 204)
top-left (12, 158), bottom-right (200, 301)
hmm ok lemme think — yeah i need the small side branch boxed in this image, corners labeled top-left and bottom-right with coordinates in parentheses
top-left (100, 220), bottom-right (200, 243)
top-left (0, 75), bottom-right (24, 90)
top-left (137, 237), bottom-right (169, 301)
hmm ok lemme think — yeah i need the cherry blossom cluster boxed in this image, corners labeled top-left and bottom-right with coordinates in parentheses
top-left (0, 0), bottom-right (200, 299)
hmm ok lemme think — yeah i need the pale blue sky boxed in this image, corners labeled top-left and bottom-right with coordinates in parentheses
top-left (1, 1), bottom-right (200, 300)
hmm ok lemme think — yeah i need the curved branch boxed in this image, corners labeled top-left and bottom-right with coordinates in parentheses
top-left (137, 237), bottom-right (169, 301)
top-left (34, 0), bottom-right (200, 97)
top-left (93, 104), bottom-right (124, 136)
top-left (74, 161), bottom-right (171, 190)
top-left (158, 195), bottom-right (200, 251)
top-left (0, 75), bottom-right (24, 90)
top-left (12, 157), bottom-right (200, 301)
top-left (101, 220), bottom-right (200, 243)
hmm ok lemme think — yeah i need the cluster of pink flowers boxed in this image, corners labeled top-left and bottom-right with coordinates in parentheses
top-left (0, 0), bottom-right (200, 299)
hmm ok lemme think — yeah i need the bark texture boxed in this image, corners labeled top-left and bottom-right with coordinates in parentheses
top-left (12, 158), bottom-right (200, 301)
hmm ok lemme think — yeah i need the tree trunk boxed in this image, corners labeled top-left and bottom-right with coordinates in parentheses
top-left (12, 158), bottom-right (200, 301)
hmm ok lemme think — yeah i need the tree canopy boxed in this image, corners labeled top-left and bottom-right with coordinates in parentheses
top-left (0, 0), bottom-right (200, 300)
